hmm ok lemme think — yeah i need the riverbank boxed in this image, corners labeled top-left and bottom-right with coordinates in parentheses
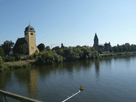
top-left (1, 52), bottom-right (136, 72)
top-left (0, 60), bottom-right (36, 72)
top-left (99, 52), bottom-right (136, 58)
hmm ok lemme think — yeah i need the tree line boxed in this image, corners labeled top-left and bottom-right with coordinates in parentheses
top-left (1, 40), bottom-right (136, 64)
top-left (109, 44), bottom-right (136, 53)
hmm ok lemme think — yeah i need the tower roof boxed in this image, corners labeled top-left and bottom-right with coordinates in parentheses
top-left (25, 24), bottom-right (35, 32)
top-left (94, 33), bottom-right (98, 39)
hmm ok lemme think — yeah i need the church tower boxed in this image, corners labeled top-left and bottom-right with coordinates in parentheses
top-left (93, 33), bottom-right (99, 51)
top-left (24, 24), bottom-right (39, 55)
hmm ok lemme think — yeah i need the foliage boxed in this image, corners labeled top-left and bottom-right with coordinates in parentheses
top-left (52, 52), bottom-right (63, 63)
top-left (13, 43), bottom-right (28, 55)
top-left (45, 46), bottom-right (51, 51)
top-left (0, 46), bottom-right (5, 61)
top-left (2, 40), bottom-right (14, 55)
top-left (56, 48), bottom-right (64, 56)
top-left (36, 46), bottom-right (100, 65)
top-left (38, 43), bottom-right (45, 52)
top-left (98, 49), bottom-right (102, 54)
top-left (37, 51), bottom-right (55, 65)
top-left (5, 56), bottom-right (15, 62)
top-left (14, 54), bottom-right (21, 61)
top-left (18, 45), bottom-right (28, 54)
top-left (0, 56), bottom-right (4, 69)
top-left (111, 44), bottom-right (136, 53)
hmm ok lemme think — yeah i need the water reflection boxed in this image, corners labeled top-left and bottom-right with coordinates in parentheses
top-left (0, 71), bottom-right (12, 90)
top-left (13, 68), bottom-right (38, 98)
top-left (94, 59), bottom-right (100, 78)
top-left (1, 56), bottom-right (136, 102)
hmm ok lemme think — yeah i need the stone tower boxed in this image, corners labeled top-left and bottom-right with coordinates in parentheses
top-left (93, 33), bottom-right (99, 51)
top-left (24, 24), bottom-right (39, 55)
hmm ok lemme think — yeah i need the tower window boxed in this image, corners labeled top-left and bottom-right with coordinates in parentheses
top-left (25, 33), bottom-right (27, 35)
top-left (31, 33), bottom-right (33, 35)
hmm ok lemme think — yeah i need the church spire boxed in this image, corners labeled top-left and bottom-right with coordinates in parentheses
top-left (94, 33), bottom-right (98, 40)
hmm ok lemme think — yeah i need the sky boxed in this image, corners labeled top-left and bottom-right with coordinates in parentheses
top-left (0, 0), bottom-right (136, 48)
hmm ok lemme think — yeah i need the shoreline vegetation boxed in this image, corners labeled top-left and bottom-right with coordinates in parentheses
top-left (1, 46), bottom-right (136, 72)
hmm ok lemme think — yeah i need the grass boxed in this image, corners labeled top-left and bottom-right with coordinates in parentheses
top-left (1, 59), bottom-right (37, 71)
top-left (100, 51), bottom-right (136, 58)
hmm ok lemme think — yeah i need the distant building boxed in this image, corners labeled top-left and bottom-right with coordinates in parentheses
top-left (13, 24), bottom-right (39, 55)
top-left (93, 33), bottom-right (111, 51)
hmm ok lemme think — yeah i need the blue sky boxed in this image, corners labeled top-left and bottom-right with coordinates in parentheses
top-left (0, 0), bottom-right (136, 48)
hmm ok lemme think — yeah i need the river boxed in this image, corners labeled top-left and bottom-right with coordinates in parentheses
top-left (0, 56), bottom-right (136, 102)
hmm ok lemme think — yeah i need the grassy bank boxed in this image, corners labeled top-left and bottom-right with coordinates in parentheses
top-left (0, 60), bottom-right (36, 72)
top-left (100, 52), bottom-right (136, 58)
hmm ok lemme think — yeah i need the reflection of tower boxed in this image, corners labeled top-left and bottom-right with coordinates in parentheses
top-left (93, 33), bottom-right (99, 51)
top-left (94, 59), bottom-right (99, 78)
top-left (28, 70), bottom-right (38, 98)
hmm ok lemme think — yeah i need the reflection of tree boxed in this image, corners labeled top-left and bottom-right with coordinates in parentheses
top-left (0, 71), bottom-right (12, 90)
top-left (80, 59), bottom-right (93, 69)
top-left (37, 60), bottom-right (93, 79)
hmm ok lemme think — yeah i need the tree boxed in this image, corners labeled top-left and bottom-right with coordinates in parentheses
top-left (98, 49), bottom-right (102, 54)
top-left (0, 56), bottom-right (4, 69)
top-left (45, 46), bottom-right (51, 51)
top-left (109, 48), bottom-right (113, 52)
top-left (113, 47), bottom-right (119, 53)
top-left (0, 46), bottom-right (5, 61)
top-left (38, 43), bottom-right (45, 52)
top-left (2, 40), bottom-right (14, 55)
top-left (56, 48), bottom-right (64, 56)
top-left (18, 45), bottom-right (28, 54)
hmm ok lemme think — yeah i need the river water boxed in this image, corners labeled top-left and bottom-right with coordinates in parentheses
top-left (0, 56), bottom-right (136, 102)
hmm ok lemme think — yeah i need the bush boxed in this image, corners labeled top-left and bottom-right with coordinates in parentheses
top-left (98, 49), bottom-right (102, 54)
top-left (5, 56), bottom-right (15, 62)
top-left (0, 56), bottom-right (4, 70)
top-left (53, 53), bottom-right (63, 63)
top-left (15, 54), bottom-right (21, 61)
top-left (36, 51), bottom-right (55, 65)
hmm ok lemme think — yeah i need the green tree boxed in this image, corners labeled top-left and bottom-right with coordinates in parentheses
top-left (2, 40), bottom-right (14, 55)
top-left (109, 48), bottom-right (113, 52)
top-left (0, 46), bottom-right (5, 61)
top-left (113, 47), bottom-right (119, 53)
top-left (98, 49), bottom-right (102, 54)
top-left (18, 45), bottom-right (28, 54)
top-left (0, 56), bottom-right (4, 69)
top-left (56, 48), bottom-right (64, 56)
top-left (38, 43), bottom-right (45, 52)
top-left (45, 46), bottom-right (51, 51)
top-left (118, 46), bottom-right (123, 52)
top-left (37, 51), bottom-right (55, 65)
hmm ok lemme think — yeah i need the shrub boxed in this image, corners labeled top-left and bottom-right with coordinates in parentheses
top-left (0, 56), bottom-right (4, 69)
top-left (98, 49), bottom-right (102, 54)
top-left (5, 56), bottom-right (15, 62)
top-left (15, 54), bottom-right (21, 61)
top-left (36, 51), bottom-right (55, 65)
top-left (53, 53), bottom-right (63, 63)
